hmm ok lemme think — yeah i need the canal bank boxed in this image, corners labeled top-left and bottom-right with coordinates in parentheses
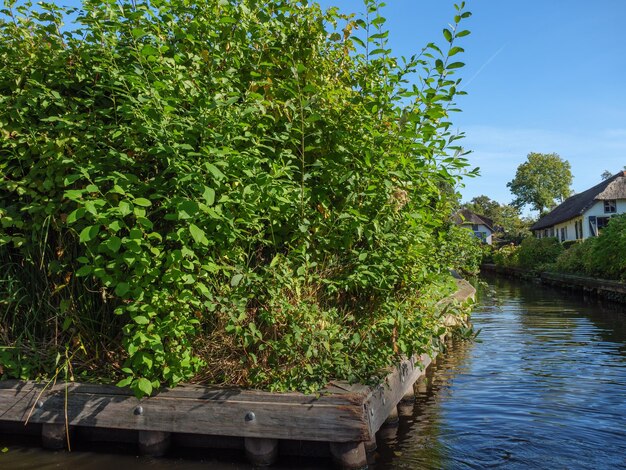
top-left (481, 263), bottom-right (626, 303)
top-left (3, 275), bottom-right (626, 468)
top-left (0, 280), bottom-right (475, 469)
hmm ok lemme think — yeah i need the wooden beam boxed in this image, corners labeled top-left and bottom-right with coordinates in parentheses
top-left (0, 381), bottom-right (369, 443)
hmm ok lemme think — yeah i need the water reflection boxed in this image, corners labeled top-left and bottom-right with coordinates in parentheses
top-left (375, 274), bottom-right (626, 469)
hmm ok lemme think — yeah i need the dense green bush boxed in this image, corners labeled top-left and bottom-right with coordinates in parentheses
top-left (587, 214), bottom-right (626, 280)
top-left (561, 240), bottom-right (580, 250)
top-left (437, 225), bottom-right (485, 275)
top-left (516, 237), bottom-right (563, 271)
top-left (492, 243), bottom-right (520, 268)
top-left (554, 237), bottom-right (598, 276)
top-left (0, 0), bottom-right (474, 395)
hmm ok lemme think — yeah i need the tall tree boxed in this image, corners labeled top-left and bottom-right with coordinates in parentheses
top-left (507, 152), bottom-right (573, 215)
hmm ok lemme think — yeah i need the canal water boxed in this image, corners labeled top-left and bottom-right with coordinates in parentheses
top-left (375, 273), bottom-right (626, 469)
top-left (2, 273), bottom-right (626, 469)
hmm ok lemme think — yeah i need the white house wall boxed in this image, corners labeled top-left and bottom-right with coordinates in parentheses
top-left (582, 199), bottom-right (626, 238)
top-left (554, 219), bottom-right (579, 242)
top-left (461, 224), bottom-right (493, 245)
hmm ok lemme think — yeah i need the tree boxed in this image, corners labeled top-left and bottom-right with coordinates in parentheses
top-left (463, 195), bottom-right (500, 220)
top-left (601, 166), bottom-right (626, 180)
top-left (507, 152), bottom-right (573, 215)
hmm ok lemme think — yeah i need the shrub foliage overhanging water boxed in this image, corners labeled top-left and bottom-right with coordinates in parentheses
top-left (0, 0), bottom-right (476, 396)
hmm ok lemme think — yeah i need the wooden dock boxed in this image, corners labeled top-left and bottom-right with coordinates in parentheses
top-left (0, 279), bottom-right (475, 469)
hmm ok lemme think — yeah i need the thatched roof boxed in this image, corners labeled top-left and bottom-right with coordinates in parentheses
top-left (453, 209), bottom-right (494, 231)
top-left (531, 170), bottom-right (626, 231)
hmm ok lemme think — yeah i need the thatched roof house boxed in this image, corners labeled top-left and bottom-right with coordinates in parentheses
top-left (453, 209), bottom-right (495, 244)
top-left (531, 170), bottom-right (626, 240)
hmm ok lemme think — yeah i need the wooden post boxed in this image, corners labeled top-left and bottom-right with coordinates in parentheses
top-left (42, 423), bottom-right (66, 450)
top-left (244, 437), bottom-right (278, 466)
top-left (329, 441), bottom-right (368, 469)
top-left (138, 431), bottom-right (171, 456)
top-left (364, 435), bottom-right (377, 453)
top-left (398, 386), bottom-right (415, 418)
top-left (383, 405), bottom-right (399, 426)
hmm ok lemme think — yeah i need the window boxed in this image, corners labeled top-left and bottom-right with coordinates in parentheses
top-left (471, 224), bottom-right (479, 231)
top-left (560, 227), bottom-right (567, 241)
top-left (589, 216), bottom-right (611, 236)
top-left (474, 231), bottom-right (487, 242)
top-left (575, 220), bottom-right (583, 239)
top-left (604, 200), bottom-right (617, 213)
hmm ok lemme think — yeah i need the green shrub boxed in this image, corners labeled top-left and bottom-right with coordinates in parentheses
top-left (492, 244), bottom-right (520, 268)
top-left (517, 237), bottom-right (563, 270)
top-left (561, 240), bottom-right (580, 250)
top-left (554, 238), bottom-right (597, 276)
top-left (592, 214), bottom-right (626, 280)
top-left (0, 0), bottom-right (473, 395)
top-left (435, 225), bottom-right (485, 275)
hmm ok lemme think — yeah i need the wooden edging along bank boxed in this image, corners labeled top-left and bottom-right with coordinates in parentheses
top-left (0, 278), bottom-right (475, 469)
top-left (481, 263), bottom-right (626, 303)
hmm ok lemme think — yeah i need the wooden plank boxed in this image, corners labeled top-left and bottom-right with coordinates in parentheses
top-left (364, 353), bottom-right (433, 436)
top-left (0, 380), bottom-right (367, 406)
top-left (0, 382), bottom-right (368, 442)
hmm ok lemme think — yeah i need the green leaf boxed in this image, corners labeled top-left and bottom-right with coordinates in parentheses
top-left (134, 198), bottom-right (152, 207)
top-left (106, 235), bottom-right (122, 252)
top-left (443, 28), bottom-right (452, 43)
top-left (447, 61), bottom-right (465, 70)
top-left (115, 282), bottom-right (130, 296)
top-left (230, 273), bottom-right (243, 287)
top-left (132, 27), bottom-right (146, 38)
top-left (117, 377), bottom-right (133, 388)
top-left (189, 224), bottom-right (209, 245)
top-left (140, 45), bottom-right (159, 57)
top-left (67, 208), bottom-right (86, 224)
top-left (79, 225), bottom-right (99, 243)
top-left (75, 265), bottom-right (92, 277)
top-left (137, 377), bottom-right (153, 396)
top-left (133, 315), bottom-right (150, 325)
top-left (202, 186), bottom-right (215, 206)
top-left (206, 163), bottom-right (225, 180)
top-left (456, 29), bottom-right (471, 37)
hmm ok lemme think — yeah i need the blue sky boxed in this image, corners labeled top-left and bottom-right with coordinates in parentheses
top-left (314, 0), bottom-right (626, 209)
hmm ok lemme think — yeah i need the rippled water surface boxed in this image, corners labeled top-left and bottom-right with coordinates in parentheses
top-left (2, 274), bottom-right (626, 469)
top-left (374, 274), bottom-right (626, 469)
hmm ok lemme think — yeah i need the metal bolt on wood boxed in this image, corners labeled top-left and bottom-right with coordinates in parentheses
top-left (134, 405), bottom-right (144, 416)
top-left (245, 411), bottom-right (256, 422)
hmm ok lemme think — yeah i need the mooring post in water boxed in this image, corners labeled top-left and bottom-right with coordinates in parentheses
top-left (329, 441), bottom-right (368, 469)
top-left (364, 435), bottom-right (377, 453)
top-left (384, 404), bottom-right (399, 425)
top-left (138, 430), bottom-right (171, 456)
top-left (41, 423), bottom-right (67, 450)
top-left (398, 385), bottom-right (416, 417)
top-left (244, 437), bottom-right (278, 466)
